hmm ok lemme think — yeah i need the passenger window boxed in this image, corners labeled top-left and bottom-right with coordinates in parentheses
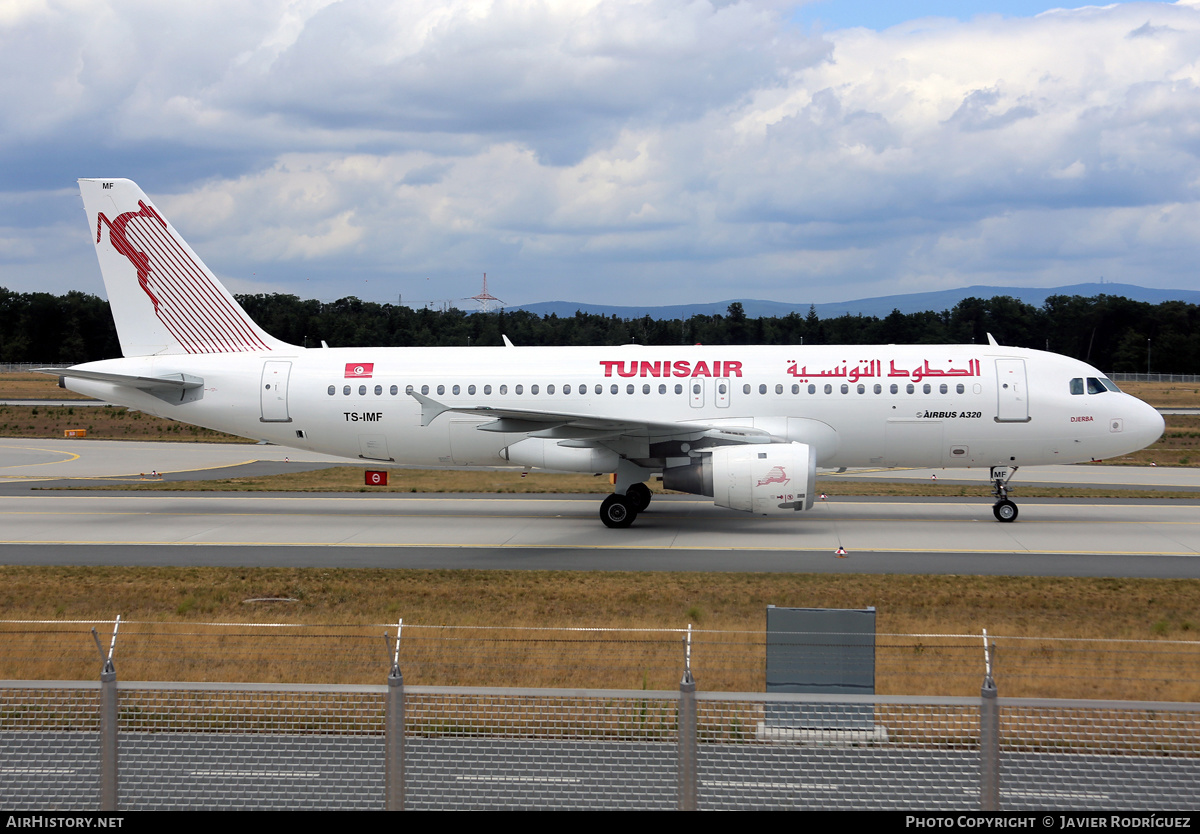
top-left (610, 384), bottom-right (618, 394)
top-left (775, 384), bottom-right (783, 394)
top-left (660, 384), bottom-right (667, 394)
top-left (530, 384), bottom-right (539, 395)
top-left (642, 384), bottom-right (650, 394)
top-left (483, 385), bottom-right (492, 395)
top-left (808, 384), bottom-right (816, 394)
top-left (452, 384), bottom-right (460, 395)
top-left (906, 384), bottom-right (914, 394)
top-left (840, 384), bottom-right (849, 394)
top-left (390, 385), bottom-right (398, 395)
top-left (344, 386), bottom-right (351, 395)
top-left (563, 384), bottom-right (571, 394)
top-left (499, 385), bottom-right (508, 395)
top-left (359, 385), bottom-right (367, 396)
top-left (939, 383), bottom-right (948, 394)
top-left (692, 383), bottom-right (701, 394)
top-left (759, 384), bottom-right (767, 395)
top-left (956, 384), bottom-right (964, 394)
top-left (873, 384), bottom-right (881, 394)
top-left (675, 384), bottom-right (683, 394)
top-left (890, 384), bottom-right (898, 394)
top-left (857, 384), bottom-right (865, 394)
top-left (626, 384), bottom-right (635, 394)
top-left (743, 384), bottom-right (751, 394)
top-left (547, 384), bottom-right (555, 394)
top-left (824, 384), bottom-right (832, 394)
top-left (327, 385), bottom-right (335, 396)
top-left (923, 383), bottom-right (931, 394)
top-left (405, 385), bottom-right (414, 395)
top-left (468, 384), bottom-right (476, 395)
top-left (515, 385), bottom-right (523, 395)
top-left (792, 384), bottom-right (799, 394)
top-left (374, 385), bottom-right (382, 395)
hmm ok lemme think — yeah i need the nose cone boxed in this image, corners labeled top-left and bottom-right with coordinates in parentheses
top-left (1125, 396), bottom-right (1165, 453)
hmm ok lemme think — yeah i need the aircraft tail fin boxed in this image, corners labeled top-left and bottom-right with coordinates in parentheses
top-left (78, 178), bottom-right (289, 357)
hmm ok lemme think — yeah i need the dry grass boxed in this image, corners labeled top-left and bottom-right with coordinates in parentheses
top-left (1, 567), bottom-right (1199, 701)
top-left (1119, 381), bottom-right (1200, 407)
top-left (6, 373), bottom-right (1198, 407)
top-left (0, 404), bottom-right (251, 443)
top-left (1, 374), bottom-right (1194, 464)
top-left (57, 462), bottom-right (1200, 498)
top-left (0, 372), bottom-right (94, 400)
top-left (1098, 414), bottom-right (1200, 467)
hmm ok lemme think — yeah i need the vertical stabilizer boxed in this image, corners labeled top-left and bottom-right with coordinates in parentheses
top-left (79, 178), bottom-right (289, 357)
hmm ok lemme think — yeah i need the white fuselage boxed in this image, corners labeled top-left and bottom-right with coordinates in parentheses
top-left (64, 342), bottom-right (1165, 473)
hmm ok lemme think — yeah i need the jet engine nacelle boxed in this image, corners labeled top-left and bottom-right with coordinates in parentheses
top-left (663, 442), bottom-right (817, 515)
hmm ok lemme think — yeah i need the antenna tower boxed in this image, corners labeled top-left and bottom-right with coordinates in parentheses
top-left (468, 273), bottom-right (504, 313)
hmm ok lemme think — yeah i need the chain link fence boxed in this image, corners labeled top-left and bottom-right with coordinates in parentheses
top-left (4, 681), bottom-right (1199, 811)
top-left (3, 620), bottom-right (1200, 810)
top-left (1109, 372), bottom-right (1200, 383)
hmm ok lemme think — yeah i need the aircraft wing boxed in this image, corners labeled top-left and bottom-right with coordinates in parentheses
top-left (410, 391), bottom-right (774, 446)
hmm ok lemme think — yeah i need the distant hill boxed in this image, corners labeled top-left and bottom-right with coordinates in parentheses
top-left (508, 283), bottom-right (1200, 320)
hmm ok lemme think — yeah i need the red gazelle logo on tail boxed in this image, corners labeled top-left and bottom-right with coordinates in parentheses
top-left (95, 201), bottom-right (271, 354)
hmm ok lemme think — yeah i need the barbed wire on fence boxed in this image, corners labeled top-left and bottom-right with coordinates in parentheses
top-left (2, 619), bottom-right (1198, 702)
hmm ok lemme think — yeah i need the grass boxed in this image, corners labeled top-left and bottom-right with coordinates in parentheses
top-left (1, 567), bottom-right (1199, 701)
top-left (53, 464), bottom-right (1200, 499)
top-left (4, 373), bottom-right (1199, 702)
top-left (2, 373), bottom-right (1196, 463)
top-left (0, 372), bottom-right (94, 400)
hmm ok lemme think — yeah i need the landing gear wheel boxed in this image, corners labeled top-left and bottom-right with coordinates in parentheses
top-left (993, 499), bottom-right (1018, 523)
top-left (600, 494), bottom-right (638, 528)
top-left (625, 482), bottom-right (652, 512)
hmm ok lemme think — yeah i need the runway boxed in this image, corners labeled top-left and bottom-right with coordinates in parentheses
top-left (1, 491), bottom-right (1199, 576)
top-left (1, 438), bottom-right (1198, 575)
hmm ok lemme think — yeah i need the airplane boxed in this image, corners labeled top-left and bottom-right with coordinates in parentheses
top-left (56, 178), bottom-right (1165, 528)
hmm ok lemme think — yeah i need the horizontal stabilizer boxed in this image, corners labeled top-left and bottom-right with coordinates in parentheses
top-left (46, 367), bottom-right (204, 405)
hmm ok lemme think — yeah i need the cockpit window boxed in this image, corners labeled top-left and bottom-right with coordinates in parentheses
top-left (1087, 377), bottom-right (1108, 394)
top-left (1070, 378), bottom-right (1084, 395)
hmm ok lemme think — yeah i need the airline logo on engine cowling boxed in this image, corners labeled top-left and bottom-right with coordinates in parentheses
top-left (756, 466), bottom-right (790, 487)
top-left (599, 360), bottom-right (742, 378)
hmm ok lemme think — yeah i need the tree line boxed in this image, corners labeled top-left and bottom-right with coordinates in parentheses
top-left (1, 286), bottom-right (1195, 373)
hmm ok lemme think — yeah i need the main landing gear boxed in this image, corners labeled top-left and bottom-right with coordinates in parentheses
top-left (990, 465), bottom-right (1019, 523)
top-left (599, 482), bottom-right (653, 528)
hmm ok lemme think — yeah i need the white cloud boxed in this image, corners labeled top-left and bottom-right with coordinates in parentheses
top-left (3, 1), bottom-right (1200, 306)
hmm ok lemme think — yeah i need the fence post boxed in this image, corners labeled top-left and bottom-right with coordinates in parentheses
top-left (678, 624), bottom-right (697, 811)
top-left (92, 617), bottom-right (121, 812)
top-left (385, 619), bottom-right (405, 811)
top-left (980, 632), bottom-right (999, 811)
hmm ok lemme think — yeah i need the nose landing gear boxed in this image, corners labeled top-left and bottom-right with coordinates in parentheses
top-left (990, 465), bottom-right (1019, 522)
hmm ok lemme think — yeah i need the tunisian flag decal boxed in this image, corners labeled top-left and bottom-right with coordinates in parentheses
top-left (345, 363), bottom-right (374, 378)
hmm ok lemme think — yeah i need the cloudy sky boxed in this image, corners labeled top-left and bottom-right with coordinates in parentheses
top-left (3, 0), bottom-right (1199, 308)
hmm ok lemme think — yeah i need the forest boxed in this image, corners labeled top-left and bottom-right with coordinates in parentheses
top-left (0, 287), bottom-right (1195, 373)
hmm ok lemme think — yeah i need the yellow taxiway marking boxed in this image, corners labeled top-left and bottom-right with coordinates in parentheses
top-left (0, 444), bottom-right (81, 471)
top-left (0, 458), bottom-right (262, 482)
